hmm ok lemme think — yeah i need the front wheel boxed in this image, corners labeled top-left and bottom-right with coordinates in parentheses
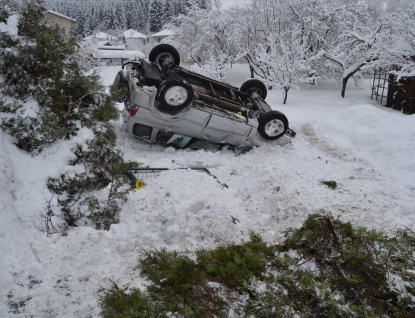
top-left (240, 79), bottom-right (267, 100)
top-left (258, 111), bottom-right (288, 140)
top-left (149, 44), bottom-right (180, 66)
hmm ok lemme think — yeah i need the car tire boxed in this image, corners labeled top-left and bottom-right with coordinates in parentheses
top-left (112, 70), bottom-right (129, 103)
top-left (157, 79), bottom-right (194, 112)
top-left (240, 79), bottom-right (267, 100)
top-left (258, 111), bottom-right (288, 140)
top-left (149, 44), bottom-right (181, 66)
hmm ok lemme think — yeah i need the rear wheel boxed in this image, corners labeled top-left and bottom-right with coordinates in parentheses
top-left (258, 111), bottom-right (288, 140)
top-left (157, 79), bottom-right (193, 112)
top-left (240, 79), bottom-right (267, 100)
top-left (149, 44), bottom-right (180, 66)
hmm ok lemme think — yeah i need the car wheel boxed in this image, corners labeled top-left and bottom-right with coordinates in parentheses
top-left (240, 79), bottom-right (267, 100)
top-left (112, 70), bottom-right (129, 103)
top-left (157, 79), bottom-right (194, 112)
top-left (149, 44), bottom-right (180, 66)
top-left (258, 111), bottom-right (288, 140)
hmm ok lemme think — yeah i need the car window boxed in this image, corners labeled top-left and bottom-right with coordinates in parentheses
top-left (132, 124), bottom-right (152, 139)
top-left (171, 136), bottom-right (193, 148)
top-left (156, 131), bottom-right (193, 148)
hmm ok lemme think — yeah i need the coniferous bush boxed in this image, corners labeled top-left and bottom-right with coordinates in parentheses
top-left (0, 0), bottom-right (118, 154)
top-left (99, 214), bottom-right (415, 317)
top-left (43, 127), bottom-right (140, 233)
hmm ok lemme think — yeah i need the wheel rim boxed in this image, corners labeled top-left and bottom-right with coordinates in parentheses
top-left (247, 87), bottom-right (262, 97)
top-left (264, 119), bottom-right (285, 137)
top-left (155, 52), bottom-right (175, 65)
top-left (164, 86), bottom-right (188, 106)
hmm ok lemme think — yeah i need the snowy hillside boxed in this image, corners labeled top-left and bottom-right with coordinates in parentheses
top-left (1, 64), bottom-right (414, 316)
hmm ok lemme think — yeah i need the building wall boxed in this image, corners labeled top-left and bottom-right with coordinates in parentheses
top-left (44, 12), bottom-right (74, 40)
top-left (125, 38), bottom-right (147, 51)
top-left (151, 36), bottom-right (168, 46)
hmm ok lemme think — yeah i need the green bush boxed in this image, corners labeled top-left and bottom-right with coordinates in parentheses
top-left (0, 0), bottom-right (118, 154)
top-left (44, 128), bottom-right (141, 233)
top-left (99, 214), bottom-right (415, 317)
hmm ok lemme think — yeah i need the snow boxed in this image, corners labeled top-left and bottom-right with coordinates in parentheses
top-left (46, 10), bottom-right (77, 23)
top-left (92, 31), bottom-right (112, 39)
top-left (94, 49), bottom-right (145, 60)
top-left (151, 29), bottom-right (174, 37)
top-left (1, 64), bottom-right (415, 316)
top-left (123, 29), bottom-right (147, 39)
top-left (220, 0), bottom-right (251, 9)
top-left (0, 15), bottom-right (19, 36)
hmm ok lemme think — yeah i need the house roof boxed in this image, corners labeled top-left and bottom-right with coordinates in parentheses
top-left (94, 31), bottom-right (113, 39)
top-left (123, 29), bottom-right (147, 39)
top-left (94, 49), bottom-right (145, 60)
top-left (151, 29), bottom-right (174, 37)
top-left (46, 11), bottom-right (77, 23)
top-left (97, 45), bottom-right (126, 51)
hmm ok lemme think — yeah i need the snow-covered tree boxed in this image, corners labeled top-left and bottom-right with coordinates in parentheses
top-left (149, 0), bottom-right (163, 33)
top-left (381, 0), bottom-right (415, 77)
top-left (161, 0), bottom-right (174, 27)
top-left (311, 4), bottom-right (385, 97)
top-left (252, 30), bottom-right (310, 104)
top-left (166, 2), bottom-right (231, 79)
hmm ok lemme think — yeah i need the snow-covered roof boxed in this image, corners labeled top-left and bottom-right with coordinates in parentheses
top-left (46, 10), bottom-right (77, 23)
top-left (97, 45), bottom-right (126, 51)
top-left (123, 29), bottom-right (147, 39)
top-left (151, 29), bottom-right (174, 37)
top-left (94, 49), bottom-right (145, 59)
top-left (97, 41), bottom-right (116, 47)
top-left (94, 31), bottom-right (112, 39)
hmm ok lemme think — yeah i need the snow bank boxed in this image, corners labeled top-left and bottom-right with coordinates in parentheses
top-left (2, 65), bottom-right (415, 316)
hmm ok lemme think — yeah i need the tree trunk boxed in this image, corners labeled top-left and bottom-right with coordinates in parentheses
top-left (250, 65), bottom-right (254, 78)
top-left (283, 87), bottom-right (289, 104)
top-left (341, 77), bottom-right (348, 98)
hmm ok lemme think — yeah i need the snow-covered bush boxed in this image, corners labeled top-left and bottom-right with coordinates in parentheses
top-left (0, 0), bottom-right (118, 154)
top-left (99, 213), bottom-right (415, 317)
top-left (43, 128), bottom-right (140, 234)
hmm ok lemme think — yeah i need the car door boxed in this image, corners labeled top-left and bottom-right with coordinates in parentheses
top-left (201, 114), bottom-right (252, 145)
top-left (162, 107), bottom-right (211, 138)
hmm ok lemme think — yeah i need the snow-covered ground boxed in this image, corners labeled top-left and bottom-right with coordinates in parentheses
top-left (1, 64), bottom-right (414, 317)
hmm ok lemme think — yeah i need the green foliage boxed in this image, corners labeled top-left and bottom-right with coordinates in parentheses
top-left (100, 214), bottom-right (415, 317)
top-left (0, 0), bottom-right (119, 154)
top-left (109, 82), bottom-right (130, 104)
top-left (320, 180), bottom-right (337, 190)
top-left (44, 128), bottom-right (141, 233)
top-left (99, 281), bottom-right (159, 318)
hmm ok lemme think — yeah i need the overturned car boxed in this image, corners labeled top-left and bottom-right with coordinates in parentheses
top-left (113, 44), bottom-right (295, 150)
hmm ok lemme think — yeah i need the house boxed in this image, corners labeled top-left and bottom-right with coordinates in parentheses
top-left (92, 31), bottom-right (114, 40)
top-left (123, 29), bottom-right (147, 50)
top-left (149, 29), bottom-right (174, 46)
top-left (44, 10), bottom-right (76, 40)
top-left (97, 41), bottom-right (126, 51)
top-left (91, 41), bottom-right (145, 65)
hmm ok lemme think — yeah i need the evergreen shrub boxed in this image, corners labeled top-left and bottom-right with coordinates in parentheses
top-left (100, 214), bottom-right (415, 317)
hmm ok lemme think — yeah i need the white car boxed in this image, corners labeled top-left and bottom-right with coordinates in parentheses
top-left (113, 44), bottom-right (295, 150)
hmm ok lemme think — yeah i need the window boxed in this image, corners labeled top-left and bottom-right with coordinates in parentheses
top-left (58, 27), bottom-right (66, 35)
top-left (156, 131), bottom-right (193, 148)
top-left (132, 124), bottom-right (152, 139)
top-left (157, 38), bottom-right (161, 43)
